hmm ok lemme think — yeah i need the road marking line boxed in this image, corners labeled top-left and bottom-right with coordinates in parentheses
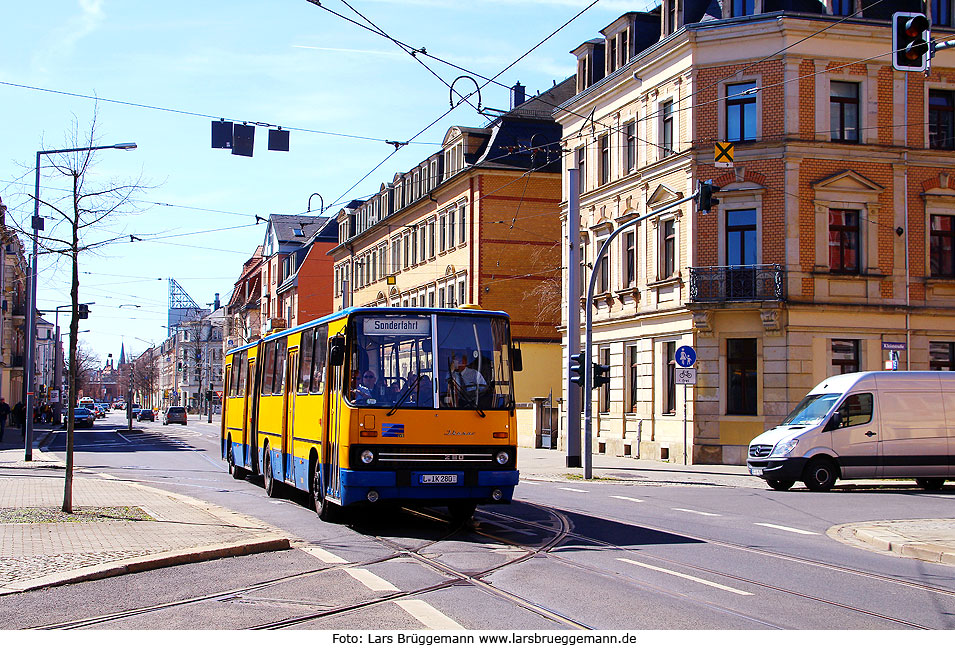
top-left (616, 558), bottom-right (753, 596)
top-left (300, 546), bottom-right (347, 564)
top-left (344, 568), bottom-right (398, 592)
top-left (559, 487), bottom-right (588, 493)
top-left (754, 522), bottom-right (820, 536)
top-left (610, 495), bottom-right (644, 503)
top-left (672, 507), bottom-right (720, 516)
top-left (395, 599), bottom-right (464, 630)
top-left (521, 480), bottom-right (540, 485)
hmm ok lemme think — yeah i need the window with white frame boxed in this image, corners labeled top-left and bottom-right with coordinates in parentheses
top-left (403, 232), bottom-right (411, 269)
top-left (428, 219), bottom-right (436, 258)
top-left (439, 212), bottom-right (447, 251)
top-left (726, 82), bottom-right (757, 142)
top-left (458, 204), bottom-right (467, 245)
top-left (659, 218), bottom-right (677, 279)
top-left (391, 238), bottom-right (401, 273)
top-left (419, 223), bottom-right (427, 261)
top-left (661, 100), bottom-right (674, 157)
top-left (624, 122), bottom-right (636, 173)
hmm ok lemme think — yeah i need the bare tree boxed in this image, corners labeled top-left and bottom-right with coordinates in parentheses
top-left (132, 350), bottom-right (158, 408)
top-left (26, 115), bottom-right (145, 513)
top-left (65, 342), bottom-right (101, 397)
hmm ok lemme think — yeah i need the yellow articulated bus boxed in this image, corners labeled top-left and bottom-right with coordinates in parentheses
top-left (221, 306), bottom-right (522, 521)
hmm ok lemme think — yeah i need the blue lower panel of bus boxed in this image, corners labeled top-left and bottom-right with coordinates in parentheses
top-left (339, 469), bottom-right (518, 506)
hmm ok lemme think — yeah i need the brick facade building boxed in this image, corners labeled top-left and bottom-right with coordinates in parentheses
top-left (556, 1), bottom-right (955, 464)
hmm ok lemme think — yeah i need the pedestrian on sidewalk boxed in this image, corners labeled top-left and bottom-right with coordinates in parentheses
top-left (12, 401), bottom-right (24, 431)
top-left (0, 397), bottom-right (9, 441)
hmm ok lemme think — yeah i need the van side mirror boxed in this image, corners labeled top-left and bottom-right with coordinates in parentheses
top-left (329, 335), bottom-right (346, 367)
top-left (511, 347), bottom-right (523, 372)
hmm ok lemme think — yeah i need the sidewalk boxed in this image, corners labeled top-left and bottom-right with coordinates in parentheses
top-left (0, 433), bottom-right (952, 597)
top-left (0, 427), bottom-right (290, 596)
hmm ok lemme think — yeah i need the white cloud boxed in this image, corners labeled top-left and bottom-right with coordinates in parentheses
top-left (32, 0), bottom-right (106, 73)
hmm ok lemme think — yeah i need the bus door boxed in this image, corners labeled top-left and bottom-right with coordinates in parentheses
top-left (284, 350), bottom-right (297, 483)
top-left (247, 359), bottom-right (259, 473)
top-left (324, 336), bottom-right (345, 502)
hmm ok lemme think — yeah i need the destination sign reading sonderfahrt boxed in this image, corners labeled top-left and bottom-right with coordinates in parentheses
top-left (363, 317), bottom-right (430, 336)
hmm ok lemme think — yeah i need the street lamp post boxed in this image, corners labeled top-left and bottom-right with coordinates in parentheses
top-left (25, 142), bottom-right (136, 461)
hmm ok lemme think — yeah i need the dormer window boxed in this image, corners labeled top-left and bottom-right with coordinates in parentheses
top-left (730, 0), bottom-right (755, 17)
top-left (664, 0), bottom-right (680, 35)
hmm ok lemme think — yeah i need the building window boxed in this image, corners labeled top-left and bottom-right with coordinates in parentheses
top-left (598, 348), bottom-right (611, 413)
top-left (929, 90), bottom-right (955, 150)
top-left (731, 0), bottom-right (754, 16)
top-left (829, 209), bottom-right (860, 273)
top-left (663, 341), bottom-right (676, 415)
top-left (439, 213), bottom-right (447, 251)
top-left (727, 338), bottom-right (757, 415)
top-left (624, 231), bottom-right (636, 287)
top-left (624, 122), bottom-right (636, 172)
top-left (930, 214), bottom-right (955, 277)
top-left (596, 238), bottom-right (609, 293)
top-left (608, 36), bottom-right (618, 74)
top-left (458, 205), bottom-right (467, 245)
top-left (934, 0), bottom-right (953, 26)
top-left (832, 339), bottom-right (861, 374)
top-left (726, 82), bottom-right (757, 142)
top-left (391, 239), bottom-right (400, 273)
top-left (599, 134), bottom-right (610, 185)
top-left (627, 344), bottom-right (639, 413)
top-left (576, 146), bottom-right (586, 195)
top-left (403, 233), bottom-right (411, 269)
top-left (458, 278), bottom-right (466, 306)
top-left (832, 0), bottom-right (854, 16)
top-left (448, 208), bottom-right (456, 247)
top-left (428, 220), bottom-right (436, 258)
top-left (830, 81), bottom-right (860, 143)
top-left (438, 287), bottom-right (446, 308)
top-left (661, 100), bottom-right (674, 156)
top-left (930, 341), bottom-right (955, 370)
top-left (661, 219), bottom-right (677, 278)
top-left (726, 209), bottom-right (757, 266)
top-left (665, 0), bottom-right (678, 34)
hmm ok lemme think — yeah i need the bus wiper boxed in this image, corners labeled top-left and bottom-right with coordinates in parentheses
top-left (447, 375), bottom-right (485, 418)
top-left (387, 374), bottom-right (421, 417)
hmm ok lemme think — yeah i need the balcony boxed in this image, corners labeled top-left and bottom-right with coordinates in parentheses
top-left (689, 265), bottom-right (786, 303)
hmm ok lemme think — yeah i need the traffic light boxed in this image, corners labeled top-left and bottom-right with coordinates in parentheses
top-left (77, 304), bottom-right (90, 319)
top-left (892, 12), bottom-right (930, 72)
top-left (569, 353), bottom-right (587, 387)
top-left (593, 362), bottom-right (611, 388)
top-left (696, 180), bottom-right (720, 214)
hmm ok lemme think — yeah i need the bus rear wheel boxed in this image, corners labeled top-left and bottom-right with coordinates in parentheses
top-left (312, 465), bottom-right (339, 522)
top-left (263, 445), bottom-right (280, 498)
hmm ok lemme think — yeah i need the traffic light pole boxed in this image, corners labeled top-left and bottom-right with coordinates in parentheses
top-left (565, 168), bottom-right (581, 468)
top-left (580, 190), bottom-right (700, 479)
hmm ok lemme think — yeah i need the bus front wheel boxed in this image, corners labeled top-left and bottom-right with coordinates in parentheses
top-left (312, 465), bottom-right (339, 522)
top-left (447, 501), bottom-right (477, 525)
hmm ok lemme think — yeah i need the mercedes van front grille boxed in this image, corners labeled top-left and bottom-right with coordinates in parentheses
top-left (749, 444), bottom-right (773, 458)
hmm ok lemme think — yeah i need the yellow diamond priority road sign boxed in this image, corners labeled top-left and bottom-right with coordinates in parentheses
top-left (715, 142), bottom-right (734, 168)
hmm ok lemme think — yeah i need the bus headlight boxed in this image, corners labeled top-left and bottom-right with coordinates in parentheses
top-left (495, 450), bottom-right (509, 465)
top-left (360, 450), bottom-right (375, 464)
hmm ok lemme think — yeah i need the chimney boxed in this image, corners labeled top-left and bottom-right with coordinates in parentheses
top-left (510, 82), bottom-right (526, 109)
top-left (214, 293), bottom-right (220, 310)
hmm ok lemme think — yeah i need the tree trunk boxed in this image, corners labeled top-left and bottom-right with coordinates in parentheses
top-left (62, 175), bottom-right (80, 514)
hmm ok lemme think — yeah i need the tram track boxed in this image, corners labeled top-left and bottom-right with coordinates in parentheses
top-left (477, 501), bottom-right (952, 629)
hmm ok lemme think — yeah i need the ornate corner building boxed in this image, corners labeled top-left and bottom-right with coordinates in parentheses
top-left (556, 1), bottom-right (955, 464)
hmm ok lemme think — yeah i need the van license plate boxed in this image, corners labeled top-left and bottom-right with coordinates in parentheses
top-left (749, 468), bottom-right (763, 476)
top-left (420, 474), bottom-right (457, 484)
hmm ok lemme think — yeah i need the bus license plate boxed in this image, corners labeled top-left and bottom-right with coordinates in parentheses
top-left (420, 474), bottom-right (458, 484)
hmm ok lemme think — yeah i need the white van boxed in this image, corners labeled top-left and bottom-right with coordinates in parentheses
top-left (747, 371), bottom-right (953, 491)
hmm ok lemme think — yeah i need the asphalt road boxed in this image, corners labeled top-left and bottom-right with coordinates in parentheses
top-left (4, 412), bottom-right (955, 630)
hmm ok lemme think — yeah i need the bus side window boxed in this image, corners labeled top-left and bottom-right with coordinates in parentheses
top-left (275, 337), bottom-right (287, 395)
top-left (311, 324), bottom-right (328, 394)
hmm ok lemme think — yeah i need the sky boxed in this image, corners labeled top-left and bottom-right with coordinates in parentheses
top-left (0, 0), bottom-right (654, 364)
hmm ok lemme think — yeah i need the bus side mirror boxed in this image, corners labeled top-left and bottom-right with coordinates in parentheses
top-left (329, 335), bottom-right (346, 367)
top-left (511, 347), bottom-right (523, 372)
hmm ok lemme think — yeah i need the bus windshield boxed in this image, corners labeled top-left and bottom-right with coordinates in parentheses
top-left (349, 313), bottom-right (514, 410)
top-left (779, 393), bottom-right (841, 426)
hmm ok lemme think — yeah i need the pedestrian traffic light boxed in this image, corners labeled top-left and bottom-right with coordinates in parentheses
top-left (78, 304), bottom-right (89, 319)
top-left (593, 362), bottom-right (611, 388)
top-left (892, 12), bottom-right (930, 72)
top-left (569, 353), bottom-right (587, 387)
top-left (696, 180), bottom-right (720, 214)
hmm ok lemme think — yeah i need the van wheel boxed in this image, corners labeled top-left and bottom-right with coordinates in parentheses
top-left (263, 445), bottom-right (281, 498)
top-left (915, 478), bottom-right (945, 491)
top-left (766, 479), bottom-right (795, 491)
top-left (803, 458), bottom-right (837, 492)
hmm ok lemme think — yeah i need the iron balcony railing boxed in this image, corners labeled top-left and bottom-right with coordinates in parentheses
top-left (689, 265), bottom-right (786, 303)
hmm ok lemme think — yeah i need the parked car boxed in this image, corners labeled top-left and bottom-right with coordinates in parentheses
top-left (72, 408), bottom-right (94, 428)
top-left (98, 403), bottom-right (111, 413)
top-left (163, 406), bottom-right (187, 425)
top-left (748, 371), bottom-right (955, 492)
top-left (137, 409), bottom-right (155, 422)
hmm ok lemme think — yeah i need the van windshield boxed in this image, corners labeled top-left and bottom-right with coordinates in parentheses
top-left (780, 393), bottom-right (841, 426)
